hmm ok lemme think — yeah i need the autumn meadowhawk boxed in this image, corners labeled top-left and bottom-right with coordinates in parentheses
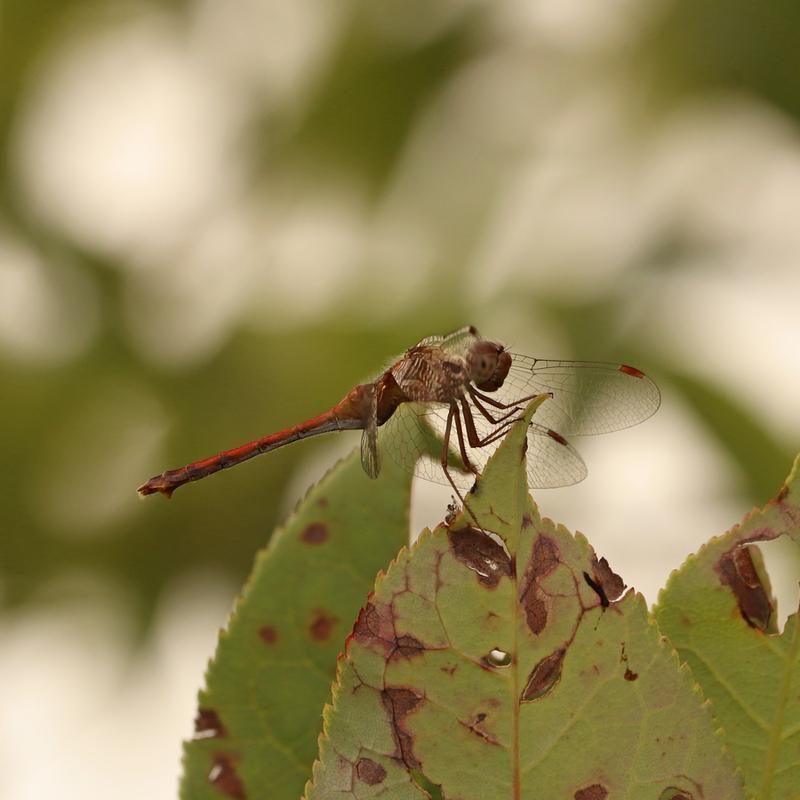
top-left (138, 326), bottom-right (660, 500)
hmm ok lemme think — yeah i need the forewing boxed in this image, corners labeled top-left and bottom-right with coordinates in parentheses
top-left (500, 355), bottom-right (661, 436)
top-left (416, 325), bottom-right (480, 359)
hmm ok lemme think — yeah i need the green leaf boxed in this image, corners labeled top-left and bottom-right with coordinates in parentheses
top-left (654, 454), bottom-right (800, 800)
top-left (307, 399), bottom-right (742, 799)
top-left (180, 407), bottom-right (440, 800)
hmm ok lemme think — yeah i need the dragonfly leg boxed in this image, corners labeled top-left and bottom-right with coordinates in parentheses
top-left (461, 398), bottom-right (521, 454)
top-left (441, 402), bottom-right (487, 534)
top-left (441, 403), bottom-right (469, 505)
top-left (468, 389), bottom-right (520, 425)
top-left (452, 402), bottom-right (478, 475)
top-left (460, 397), bottom-right (522, 449)
top-left (470, 388), bottom-right (553, 411)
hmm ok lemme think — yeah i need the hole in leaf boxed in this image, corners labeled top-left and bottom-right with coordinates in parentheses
top-left (716, 543), bottom-right (774, 631)
top-left (754, 537), bottom-right (800, 633)
top-left (208, 753), bottom-right (245, 799)
top-left (485, 648), bottom-right (512, 667)
top-left (448, 526), bottom-right (512, 587)
top-left (194, 708), bottom-right (226, 739)
top-left (659, 788), bottom-right (693, 800)
top-left (485, 529), bottom-right (511, 555)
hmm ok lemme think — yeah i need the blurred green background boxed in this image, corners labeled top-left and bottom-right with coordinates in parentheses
top-left (1, 1), bottom-right (799, 798)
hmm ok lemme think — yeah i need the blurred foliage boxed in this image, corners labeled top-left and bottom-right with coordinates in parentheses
top-left (0, 0), bottom-right (187, 178)
top-left (543, 294), bottom-right (796, 506)
top-left (1, 0), bottom-right (798, 641)
top-left (261, 8), bottom-right (479, 195)
top-left (640, 0), bottom-right (800, 122)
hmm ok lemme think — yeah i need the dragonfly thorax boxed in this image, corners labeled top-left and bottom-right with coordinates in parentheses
top-left (466, 340), bottom-right (511, 392)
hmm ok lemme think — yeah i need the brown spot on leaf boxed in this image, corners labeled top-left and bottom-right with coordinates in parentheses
top-left (659, 790), bottom-right (693, 800)
top-left (590, 555), bottom-right (625, 603)
top-left (209, 753), bottom-right (245, 799)
top-left (518, 535), bottom-right (560, 635)
top-left (445, 501), bottom-right (460, 525)
top-left (461, 711), bottom-right (500, 745)
top-left (194, 708), bottom-right (226, 739)
top-left (355, 757), bottom-right (386, 785)
top-left (522, 513), bottom-right (533, 528)
top-left (309, 609), bottom-right (337, 641)
top-left (448, 527), bottom-right (512, 588)
top-left (301, 522), bottom-right (329, 544)
top-left (619, 642), bottom-right (638, 681)
top-left (382, 687), bottom-right (423, 769)
top-left (530, 535), bottom-right (559, 579)
top-left (392, 634), bottom-right (425, 659)
top-left (583, 572), bottom-right (609, 607)
top-left (258, 625), bottom-right (278, 644)
top-left (523, 593), bottom-right (548, 635)
top-left (353, 602), bottom-right (383, 641)
top-left (317, 497), bottom-right (329, 508)
top-left (522, 648), bottom-right (565, 702)
top-left (716, 545), bottom-right (773, 631)
top-left (574, 784), bottom-right (608, 800)
top-left (352, 602), bottom-right (397, 656)
top-left (352, 602), bottom-right (425, 660)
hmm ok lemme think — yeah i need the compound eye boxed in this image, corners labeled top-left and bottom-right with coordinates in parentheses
top-left (474, 349), bottom-right (511, 391)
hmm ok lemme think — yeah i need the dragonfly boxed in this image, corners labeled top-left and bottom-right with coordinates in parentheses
top-left (137, 326), bottom-right (660, 501)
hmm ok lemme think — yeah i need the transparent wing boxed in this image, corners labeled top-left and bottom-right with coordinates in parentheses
top-left (416, 325), bottom-right (480, 359)
top-left (455, 401), bottom-right (588, 489)
top-left (379, 397), bottom-right (588, 491)
top-left (496, 355), bottom-right (661, 436)
top-left (359, 384), bottom-right (380, 479)
top-left (376, 341), bottom-right (658, 492)
top-left (378, 402), bottom-right (464, 487)
top-left (360, 427), bottom-right (379, 479)
top-left (525, 422), bottom-right (587, 488)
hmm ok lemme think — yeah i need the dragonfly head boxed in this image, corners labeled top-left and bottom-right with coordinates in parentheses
top-left (467, 341), bottom-right (512, 392)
